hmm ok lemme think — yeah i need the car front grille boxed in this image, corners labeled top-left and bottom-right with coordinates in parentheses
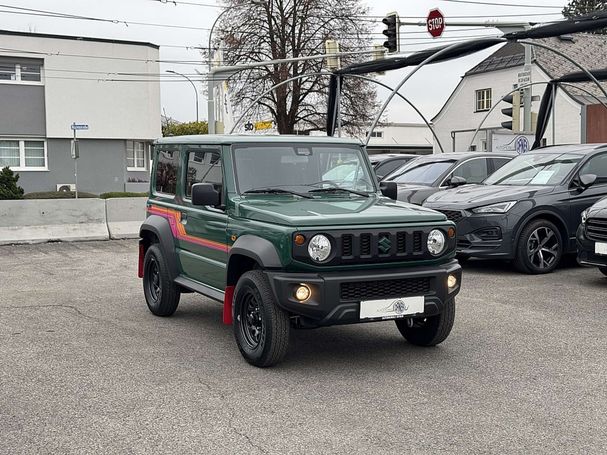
top-left (336, 230), bottom-right (424, 262)
top-left (340, 277), bottom-right (431, 301)
top-left (436, 209), bottom-right (464, 223)
top-left (587, 218), bottom-right (607, 241)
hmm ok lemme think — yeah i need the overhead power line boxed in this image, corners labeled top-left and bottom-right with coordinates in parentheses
top-left (439, 0), bottom-right (562, 8)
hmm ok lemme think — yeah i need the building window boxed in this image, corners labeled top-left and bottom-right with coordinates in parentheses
top-left (481, 140), bottom-right (487, 152)
top-left (0, 59), bottom-right (42, 83)
top-left (0, 139), bottom-right (47, 170)
top-left (475, 88), bottom-right (492, 112)
top-left (127, 140), bottom-right (147, 171)
top-left (369, 131), bottom-right (384, 138)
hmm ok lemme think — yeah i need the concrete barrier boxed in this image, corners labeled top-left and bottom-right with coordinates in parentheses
top-left (0, 199), bottom-right (109, 245)
top-left (105, 197), bottom-right (146, 239)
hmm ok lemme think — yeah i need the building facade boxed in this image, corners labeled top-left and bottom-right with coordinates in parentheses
top-left (0, 30), bottom-right (161, 194)
top-left (432, 35), bottom-right (607, 154)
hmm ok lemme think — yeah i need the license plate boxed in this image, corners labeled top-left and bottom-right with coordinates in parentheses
top-left (595, 242), bottom-right (607, 255)
top-left (360, 296), bottom-right (424, 320)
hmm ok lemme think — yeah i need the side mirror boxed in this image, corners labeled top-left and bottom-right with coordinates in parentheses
top-left (579, 173), bottom-right (597, 190)
top-left (447, 176), bottom-right (467, 187)
top-left (380, 181), bottom-right (398, 200)
top-left (191, 183), bottom-right (220, 206)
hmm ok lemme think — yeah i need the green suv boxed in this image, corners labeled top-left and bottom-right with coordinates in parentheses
top-left (138, 135), bottom-right (462, 367)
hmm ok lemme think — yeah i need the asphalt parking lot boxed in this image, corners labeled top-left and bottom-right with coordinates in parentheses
top-left (1, 240), bottom-right (606, 454)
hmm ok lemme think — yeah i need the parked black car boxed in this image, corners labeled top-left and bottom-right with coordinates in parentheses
top-left (369, 153), bottom-right (419, 180)
top-left (577, 196), bottom-right (607, 276)
top-left (423, 144), bottom-right (607, 274)
top-left (380, 152), bottom-right (515, 205)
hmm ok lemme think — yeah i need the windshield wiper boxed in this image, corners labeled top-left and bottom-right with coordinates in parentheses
top-left (308, 187), bottom-right (370, 198)
top-left (243, 187), bottom-right (313, 199)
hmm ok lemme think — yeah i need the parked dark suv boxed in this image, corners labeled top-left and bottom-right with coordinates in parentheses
top-left (423, 144), bottom-right (607, 274)
top-left (139, 135), bottom-right (462, 367)
top-left (577, 196), bottom-right (607, 276)
top-left (369, 153), bottom-right (419, 180)
top-left (380, 152), bottom-right (515, 205)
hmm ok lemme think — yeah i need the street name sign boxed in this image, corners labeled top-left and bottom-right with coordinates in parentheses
top-left (71, 123), bottom-right (89, 131)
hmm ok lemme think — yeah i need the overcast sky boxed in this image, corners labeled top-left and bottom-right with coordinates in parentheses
top-left (0, 0), bottom-right (568, 124)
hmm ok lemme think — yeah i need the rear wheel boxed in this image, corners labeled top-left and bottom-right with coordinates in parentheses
top-left (514, 219), bottom-right (562, 274)
top-left (233, 270), bottom-right (290, 367)
top-left (599, 266), bottom-right (607, 277)
top-left (143, 244), bottom-right (180, 316)
top-left (395, 298), bottom-right (455, 346)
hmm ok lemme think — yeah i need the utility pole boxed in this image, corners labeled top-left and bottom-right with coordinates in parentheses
top-left (523, 44), bottom-right (533, 132)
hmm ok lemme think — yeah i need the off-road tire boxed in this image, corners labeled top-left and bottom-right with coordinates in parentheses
top-left (143, 244), bottom-right (180, 316)
top-left (395, 298), bottom-right (455, 346)
top-left (233, 270), bottom-right (290, 367)
top-left (599, 266), bottom-right (607, 277)
top-left (514, 219), bottom-right (563, 274)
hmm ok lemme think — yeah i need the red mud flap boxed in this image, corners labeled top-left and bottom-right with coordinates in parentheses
top-left (223, 286), bottom-right (235, 325)
top-left (138, 242), bottom-right (145, 278)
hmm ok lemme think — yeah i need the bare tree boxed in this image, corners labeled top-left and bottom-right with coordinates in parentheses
top-left (210, 0), bottom-right (379, 135)
top-left (563, 1), bottom-right (607, 34)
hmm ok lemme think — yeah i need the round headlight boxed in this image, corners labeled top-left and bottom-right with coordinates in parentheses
top-left (308, 234), bottom-right (331, 262)
top-left (427, 229), bottom-right (446, 256)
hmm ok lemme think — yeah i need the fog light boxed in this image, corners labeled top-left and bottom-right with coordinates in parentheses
top-left (295, 284), bottom-right (311, 302)
top-left (447, 274), bottom-right (457, 288)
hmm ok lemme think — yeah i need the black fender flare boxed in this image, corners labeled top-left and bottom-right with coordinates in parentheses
top-left (513, 209), bottom-right (570, 252)
top-left (139, 214), bottom-right (180, 279)
top-left (227, 235), bottom-right (283, 285)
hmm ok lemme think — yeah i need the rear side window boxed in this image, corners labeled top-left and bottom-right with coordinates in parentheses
top-left (490, 158), bottom-right (512, 173)
top-left (185, 147), bottom-right (222, 197)
top-left (451, 158), bottom-right (489, 184)
top-left (155, 146), bottom-right (179, 195)
top-left (375, 159), bottom-right (408, 177)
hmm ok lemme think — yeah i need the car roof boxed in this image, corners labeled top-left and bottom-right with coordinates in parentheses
top-left (414, 151), bottom-right (517, 161)
top-left (369, 153), bottom-right (417, 162)
top-left (155, 134), bottom-right (362, 146)
top-left (525, 143), bottom-right (607, 155)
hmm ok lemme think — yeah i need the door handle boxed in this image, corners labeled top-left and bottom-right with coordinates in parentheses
top-left (180, 212), bottom-right (188, 224)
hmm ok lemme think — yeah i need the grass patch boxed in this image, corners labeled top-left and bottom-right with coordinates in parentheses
top-left (24, 191), bottom-right (98, 199)
top-left (99, 191), bottom-right (148, 199)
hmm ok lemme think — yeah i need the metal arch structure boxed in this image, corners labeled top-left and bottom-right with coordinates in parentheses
top-left (363, 38), bottom-right (508, 147)
top-left (229, 72), bottom-right (329, 135)
top-left (344, 74), bottom-right (446, 153)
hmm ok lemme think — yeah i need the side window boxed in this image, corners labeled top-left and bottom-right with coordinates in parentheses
top-left (376, 159), bottom-right (406, 177)
top-left (579, 153), bottom-right (607, 184)
top-left (185, 148), bottom-right (223, 198)
top-left (451, 158), bottom-right (489, 184)
top-left (490, 158), bottom-right (512, 173)
top-left (155, 147), bottom-right (179, 195)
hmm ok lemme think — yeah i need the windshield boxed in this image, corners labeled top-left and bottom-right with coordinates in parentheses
top-left (233, 144), bottom-right (376, 195)
top-left (484, 153), bottom-right (582, 186)
top-left (386, 160), bottom-right (456, 185)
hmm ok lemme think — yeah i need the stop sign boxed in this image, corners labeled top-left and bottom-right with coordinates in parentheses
top-left (427, 8), bottom-right (445, 38)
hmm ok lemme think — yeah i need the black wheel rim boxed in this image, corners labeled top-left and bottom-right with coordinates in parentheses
top-left (239, 287), bottom-right (263, 349)
top-left (527, 226), bottom-right (559, 269)
top-left (147, 257), bottom-right (161, 301)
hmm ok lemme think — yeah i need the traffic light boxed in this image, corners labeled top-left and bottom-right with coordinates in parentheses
top-left (382, 12), bottom-right (400, 54)
top-left (501, 91), bottom-right (521, 132)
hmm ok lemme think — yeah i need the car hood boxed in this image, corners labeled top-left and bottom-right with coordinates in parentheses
top-left (395, 184), bottom-right (439, 205)
top-left (424, 184), bottom-right (554, 209)
top-left (587, 196), bottom-right (607, 218)
top-left (234, 195), bottom-right (447, 226)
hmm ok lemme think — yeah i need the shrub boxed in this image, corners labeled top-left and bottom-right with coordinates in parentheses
top-left (0, 166), bottom-right (25, 200)
top-left (24, 191), bottom-right (98, 199)
top-left (99, 192), bottom-right (148, 199)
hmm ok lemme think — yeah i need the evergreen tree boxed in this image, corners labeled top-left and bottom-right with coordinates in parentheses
top-left (0, 166), bottom-right (25, 200)
top-left (563, 1), bottom-right (607, 34)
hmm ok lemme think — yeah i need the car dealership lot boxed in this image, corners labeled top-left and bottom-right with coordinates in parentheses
top-left (1, 240), bottom-right (605, 454)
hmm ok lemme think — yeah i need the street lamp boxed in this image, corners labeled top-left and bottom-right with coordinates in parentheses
top-left (166, 69), bottom-right (199, 122)
top-left (207, 0), bottom-right (266, 134)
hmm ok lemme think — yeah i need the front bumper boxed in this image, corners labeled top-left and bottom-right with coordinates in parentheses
top-left (264, 260), bottom-right (462, 328)
top-left (576, 224), bottom-right (607, 267)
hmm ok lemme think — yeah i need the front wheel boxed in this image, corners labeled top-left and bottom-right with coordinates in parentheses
top-left (599, 266), bottom-right (607, 277)
top-left (233, 270), bottom-right (290, 367)
top-left (514, 219), bottom-right (562, 274)
top-left (395, 298), bottom-right (455, 346)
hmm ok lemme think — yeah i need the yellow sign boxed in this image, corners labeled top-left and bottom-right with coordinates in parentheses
top-left (254, 121), bottom-right (273, 131)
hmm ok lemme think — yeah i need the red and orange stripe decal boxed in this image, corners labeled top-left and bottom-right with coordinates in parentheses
top-left (147, 205), bottom-right (230, 253)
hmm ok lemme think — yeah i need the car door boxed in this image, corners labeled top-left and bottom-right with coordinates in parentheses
top-left (178, 145), bottom-right (228, 291)
top-left (567, 152), bottom-right (607, 235)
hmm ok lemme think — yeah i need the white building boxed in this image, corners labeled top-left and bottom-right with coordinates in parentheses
top-left (432, 35), bottom-right (607, 154)
top-left (366, 122), bottom-right (434, 155)
top-left (0, 29), bottom-right (161, 194)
